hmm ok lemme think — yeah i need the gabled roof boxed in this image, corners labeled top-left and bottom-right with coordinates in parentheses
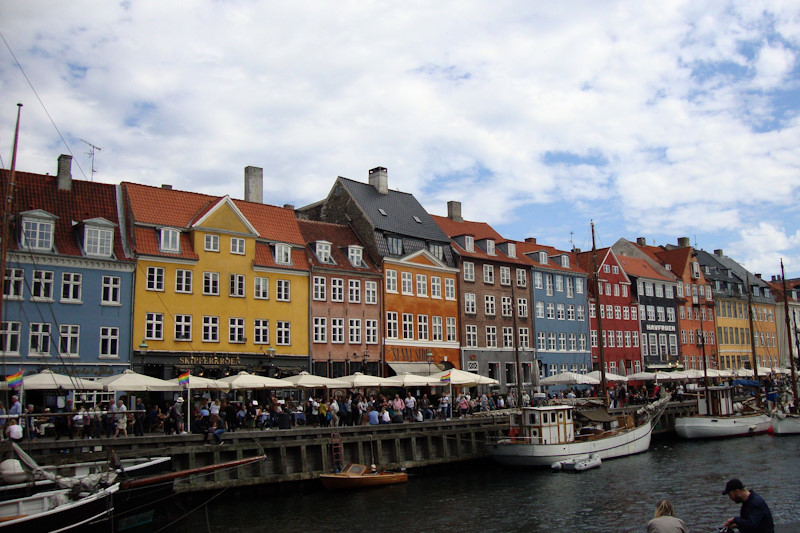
top-left (297, 219), bottom-right (380, 273)
top-left (336, 177), bottom-right (449, 243)
top-left (615, 254), bottom-right (674, 283)
top-left (765, 277), bottom-right (800, 303)
top-left (653, 247), bottom-right (693, 278)
top-left (711, 253), bottom-right (773, 302)
top-left (515, 240), bottom-right (588, 275)
top-left (3, 169), bottom-right (130, 261)
top-left (122, 183), bottom-right (305, 251)
top-left (431, 215), bottom-right (531, 266)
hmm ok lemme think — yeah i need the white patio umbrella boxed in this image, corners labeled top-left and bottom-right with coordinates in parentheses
top-left (280, 371), bottom-right (341, 389)
top-left (734, 367), bottom-right (757, 378)
top-left (657, 370), bottom-right (687, 380)
top-left (429, 369), bottom-right (499, 386)
top-left (97, 369), bottom-right (181, 392)
top-left (626, 371), bottom-right (657, 381)
top-left (333, 372), bottom-right (398, 388)
top-left (21, 369), bottom-right (104, 390)
top-left (716, 369), bottom-right (735, 378)
top-left (167, 374), bottom-right (231, 391)
top-left (586, 370), bottom-right (628, 382)
top-left (219, 371), bottom-right (289, 390)
top-left (388, 372), bottom-right (441, 387)
top-left (539, 371), bottom-right (600, 386)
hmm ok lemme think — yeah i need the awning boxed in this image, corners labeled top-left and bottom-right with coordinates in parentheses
top-left (387, 362), bottom-right (442, 376)
top-left (576, 409), bottom-right (616, 423)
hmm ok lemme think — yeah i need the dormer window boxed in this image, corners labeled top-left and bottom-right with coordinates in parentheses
top-left (275, 243), bottom-right (292, 265)
top-left (753, 286), bottom-right (760, 297)
top-left (428, 243), bottom-right (444, 261)
top-left (21, 211), bottom-right (56, 252)
top-left (464, 236), bottom-right (474, 252)
top-left (539, 251), bottom-right (548, 264)
top-left (507, 243), bottom-right (516, 258)
top-left (561, 256), bottom-right (569, 268)
top-left (486, 240), bottom-right (495, 255)
top-left (348, 245), bottom-right (365, 267)
top-left (316, 241), bottom-right (334, 264)
top-left (160, 228), bottom-right (180, 253)
top-left (84, 220), bottom-right (114, 258)
top-left (764, 288), bottom-right (771, 298)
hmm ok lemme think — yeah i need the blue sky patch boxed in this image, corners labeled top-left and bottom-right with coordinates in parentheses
top-left (542, 151), bottom-right (608, 168)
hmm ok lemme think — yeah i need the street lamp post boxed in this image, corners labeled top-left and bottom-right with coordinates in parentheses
top-left (363, 349), bottom-right (369, 375)
top-left (266, 346), bottom-right (276, 377)
top-left (138, 340), bottom-right (148, 374)
top-left (426, 350), bottom-right (433, 376)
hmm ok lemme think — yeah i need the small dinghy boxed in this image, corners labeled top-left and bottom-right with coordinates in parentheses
top-left (551, 453), bottom-right (602, 472)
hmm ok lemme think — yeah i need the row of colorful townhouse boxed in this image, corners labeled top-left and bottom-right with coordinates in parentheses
top-left (1, 156), bottom-right (799, 395)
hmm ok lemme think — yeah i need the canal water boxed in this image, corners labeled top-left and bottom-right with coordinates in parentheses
top-left (174, 435), bottom-right (800, 533)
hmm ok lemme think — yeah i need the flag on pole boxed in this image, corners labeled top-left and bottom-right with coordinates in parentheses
top-left (440, 370), bottom-right (451, 384)
top-left (6, 370), bottom-right (23, 389)
top-left (178, 371), bottom-right (190, 387)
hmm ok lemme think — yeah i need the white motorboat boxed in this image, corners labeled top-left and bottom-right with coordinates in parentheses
top-left (488, 397), bottom-right (668, 467)
top-left (551, 453), bottom-right (601, 472)
top-left (769, 411), bottom-right (800, 435)
top-left (674, 386), bottom-right (771, 439)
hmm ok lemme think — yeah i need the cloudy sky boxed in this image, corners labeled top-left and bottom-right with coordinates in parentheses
top-left (2, 1), bottom-right (800, 276)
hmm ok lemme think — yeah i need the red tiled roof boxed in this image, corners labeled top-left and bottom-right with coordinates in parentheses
top-left (654, 247), bottom-right (692, 278)
top-left (616, 254), bottom-right (673, 282)
top-left (2, 170), bottom-right (131, 261)
top-left (431, 215), bottom-right (504, 241)
top-left (297, 219), bottom-right (380, 273)
top-left (252, 243), bottom-right (309, 271)
top-left (132, 227), bottom-right (198, 260)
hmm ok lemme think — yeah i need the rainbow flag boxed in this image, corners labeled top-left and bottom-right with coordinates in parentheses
top-left (6, 370), bottom-right (23, 389)
top-left (440, 370), bottom-right (451, 384)
top-left (178, 371), bottom-right (190, 387)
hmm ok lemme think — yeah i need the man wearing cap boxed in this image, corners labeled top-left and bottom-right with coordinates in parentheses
top-left (722, 478), bottom-right (774, 533)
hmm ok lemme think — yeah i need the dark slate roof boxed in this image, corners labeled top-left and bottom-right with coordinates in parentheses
top-left (337, 177), bottom-right (450, 243)
top-left (711, 252), bottom-right (774, 304)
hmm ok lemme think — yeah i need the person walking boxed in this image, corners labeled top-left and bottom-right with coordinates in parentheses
top-left (646, 500), bottom-right (688, 533)
top-left (722, 478), bottom-right (774, 533)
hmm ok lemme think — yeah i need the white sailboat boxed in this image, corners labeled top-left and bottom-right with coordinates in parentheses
top-left (768, 259), bottom-right (800, 435)
top-left (674, 386), bottom-right (771, 438)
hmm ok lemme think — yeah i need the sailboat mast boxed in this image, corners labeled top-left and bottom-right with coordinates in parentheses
top-left (746, 277), bottom-right (762, 408)
top-left (0, 104), bottom-right (22, 405)
top-left (511, 279), bottom-right (524, 410)
top-left (780, 259), bottom-right (798, 413)
top-left (590, 222), bottom-right (608, 406)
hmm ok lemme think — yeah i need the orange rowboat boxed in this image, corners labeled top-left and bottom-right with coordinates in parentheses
top-left (319, 463), bottom-right (407, 489)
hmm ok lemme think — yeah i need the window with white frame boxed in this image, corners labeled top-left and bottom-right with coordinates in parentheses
top-left (401, 272), bottom-right (413, 294)
top-left (517, 298), bottom-right (528, 317)
top-left (229, 274), bottom-right (245, 297)
top-left (516, 268), bottom-right (526, 287)
top-left (429, 243), bottom-right (444, 260)
top-left (60, 273), bottom-right (82, 302)
top-left (549, 332), bottom-right (557, 350)
top-left (59, 324), bottom-right (80, 356)
top-left (546, 302), bottom-right (555, 319)
top-left (502, 296), bottom-right (513, 317)
top-left (160, 228), bottom-right (180, 252)
top-left (615, 305), bottom-right (622, 319)
top-left (625, 331), bottom-right (631, 347)
top-left (466, 325), bottom-right (478, 347)
top-left (349, 280), bottom-right (361, 303)
top-left (536, 301), bottom-right (544, 318)
top-left (519, 327), bottom-right (529, 349)
top-left (365, 319), bottom-right (378, 344)
top-left (22, 217), bottom-right (55, 251)
top-left (566, 277), bottom-right (574, 298)
top-left (175, 314), bottom-right (192, 341)
top-left (445, 278), bottom-right (456, 300)
top-left (365, 281), bottom-right (378, 304)
top-left (500, 266), bottom-right (511, 285)
top-left (276, 279), bottom-right (290, 301)
top-left (254, 277), bottom-right (269, 299)
top-left (631, 306), bottom-right (638, 321)
top-left (485, 295), bottom-right (496, 316)
top-left (537, 331), bottom-right (546, 350)
top-left (202, 316), bottom-right (219, 342)
top-left (569, 333), bottom-right (576, 351)
top-left (348, 246), bottom-right (365, 267)
top-left (464, 236), bottom-right (474, 252)
top-left (555, 275), bottom-right (564, 292)
top-left (402, 314), bottom-right (414, 339)
top-left (545, 274), bottom-right (554, 296)
top-left (483, 265), bottom-right (494, 284)
top-left (29, 323), bottom-right (51, 355)
top-left (315, 241), bottom-right (333, 263)
top-left (254, 319), bottom-right (269, 344)
top-left (313, 317), bottom-right (327, 343)
top-left (576, 278), bottom-right (584, 294)
top-left (486, 240), bottom-right (495, 255)
top-left (147, 267), bottom-right (165, 292)
top-left (667, 307), bottom-right (675, 322)
top-left (579, 334), bottom-right (587, 351)
top-left (175, 269), bottom-right (192, 294)
top-left (276, 321), bottom-right (291, 345)
top-left (577, 305), bottom-right (585, 321)
top-left (591, 330), bottom-right (598, 347)
top-left (204, 234), bottom-right (219, 252)
top-left (539, 251), bottom-right (548, 264)
top-left (230, 237), bottom-right (245, 255)
top-left (145, 312), bottom-right (163, 340)
top-left (559, 333), bottom-right (567, 350)
top-left (4, 268), bottom-right (24, 300)
top-left (446, 317), bottom-right (457, 342)
top-left (623, 306), bottom-right (630, 320)
top-left (330, 278), bottom-right (344, 302)
top-left (503, 326), bottom-right (514, 347)
top-left (431, 277), bottom-right (442, 298)
top-left (486, 326), bottom-right (497, 347)
top-left (416, 315), bottom-right (429, 341)
top-left (203, 272), bottom-right (219, 295)
top-left (331, 319), bottom-right (344, 343)
top-left (463, 262), bottom-right (475, 281)
top-left (386, 270), bottom-right (397, 292)
top-left (275, 244), bottom-right (292, 265)
top-left (387, 236), bottom-right (404, 255)
top-left (465, 293), bottom-right (476, 314)
top-left (386, 313), bottom-right (398, 339)
top-left (416, 274), bottom-right (428, 297)
top-left (534, 271), bottom-right (543, 289)
top-left (229, 318), bottom-right (246, 343)
top-left (85, 226), bottom-right (113, 257)
top-left (349, 319), bottom-right (362, 344)
top-left (432, 316), bottom-right (443, 341)
top-left (567, 304), bottom-right (575, 320)
top-left (557, 303), bottom-right (565, 320)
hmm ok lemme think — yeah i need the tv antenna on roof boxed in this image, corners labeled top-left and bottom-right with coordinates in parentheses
top-left (80, 139), bottom-right (102, 181)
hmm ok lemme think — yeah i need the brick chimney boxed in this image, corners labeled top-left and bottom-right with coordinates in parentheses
top-left (283, 204), bottom-right (295, 210)
top-left (525, 237), bottom-right (537, 244)
top-left (161, 184), bottom-right (172, 190)
top-left (369, 167), bottom-right (388, 194)
top-left (244, 166), bottom-right (263, 203)
top-left (447, 200), bottom-right (463, 222)
top-left (677, 237), bottom-right (691, 248)
top-left (713, 249), bottom-right (724, 257)
top-left (57, 154), bottom-right (72, 191)
top-left (636, 237), bottom-right (646, 246)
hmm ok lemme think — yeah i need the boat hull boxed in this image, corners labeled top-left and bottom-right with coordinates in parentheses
top-left (0, 484), bottom-right (118, 532)
top-left (674, 414), bottom-right (771, 439)
top-left (488, 420), bottom-right (653, 467)
top-left (320, 472), bottom-right (407, 489)
top-left (770, 413), bottom-right (800, 435)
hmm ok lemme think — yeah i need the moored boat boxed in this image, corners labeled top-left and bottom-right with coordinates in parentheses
top-left (488, 397), bottom-right (668, 467)
top-left (551, 453), bottom-right (601, 472)
top-left (0, 484), bottom-right (119, 531)
top-left (674, 386), bottom-right (771, 439)
top-left (769, 411), bottom-right (800, 435)
top-left (319, 463), bottom-right (408, 489)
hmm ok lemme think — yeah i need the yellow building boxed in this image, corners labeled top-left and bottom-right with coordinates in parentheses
top-left (123, 177), bottom-right (309, 380)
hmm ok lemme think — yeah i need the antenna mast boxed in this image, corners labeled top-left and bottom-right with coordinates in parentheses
top-left (80, 139), bottom-right (102, 181)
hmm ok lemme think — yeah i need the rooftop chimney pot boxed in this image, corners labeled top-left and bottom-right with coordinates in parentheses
top-left (57, 154), bottom-right (72, 191)
top-left (244, 166), bottom-right (264, 203)
top-left (369, 167), bottom-right (388, 194)
top-left (161, 184), bottom-right (172, 190)
top-left (525, 237), bottom-right (537, 244)
top-left (713, 249), bottom-right (723, 257)
top-left (677, 237), bottom-right (691, 248)
top-left (636, 237), bottom-right (646, 246)
top-left (447, 200), bottom-right (463, 222)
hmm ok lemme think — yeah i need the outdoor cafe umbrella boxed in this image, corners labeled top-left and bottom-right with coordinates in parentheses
top-left (167, 374), bottom-right (232, 391)
top-left (332, 372), bottom-right (397, 388)
top-left (388, 372), bottom-right (442, 388)
top-left (539, 371), bottom-right (600, 386)
top-left (280, 371), bottom-right (340, 389)
top-left (586, 370), bottom-right (628, 383)
top-left (428, 369), bottom-right (499, 386)
top-left (626, 371), bottom-right (657, 381)
top-left (219, 371), bottom-right (289, 390)
top-left (97, 369), bottom-right (181, 392)
top-left (19, 369), bottom-right (104, 390)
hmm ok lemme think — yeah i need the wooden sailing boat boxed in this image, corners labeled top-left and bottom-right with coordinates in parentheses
top-left (769, 259), bottom-right (800, 435)
top-left (488, 222), bottom-right (668, 466)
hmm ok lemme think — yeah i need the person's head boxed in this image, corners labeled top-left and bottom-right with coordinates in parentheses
top-left (654, 500), bottom-right (674, 518)
top-left (26, 404), bottom-right (34, 412)
top-left (11, 395), bottom-right (18, 403)
top-left (723, 479), bottom-right (749, 503)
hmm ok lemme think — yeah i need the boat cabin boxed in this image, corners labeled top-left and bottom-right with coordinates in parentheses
top-left (510, 405), bottom-right (575, 444)
top-left (695, 386), bottom-right (735, 416)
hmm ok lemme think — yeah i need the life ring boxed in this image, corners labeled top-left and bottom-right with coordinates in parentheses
top-left (508, 427), bottom-right (519, 442)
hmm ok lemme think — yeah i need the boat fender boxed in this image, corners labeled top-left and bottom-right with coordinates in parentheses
top-left (551, 461), bottom-right (562, 472)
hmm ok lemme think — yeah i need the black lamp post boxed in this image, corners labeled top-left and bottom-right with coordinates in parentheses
top-left (266, 346), bottom-right (276, 377)
top-left (138, 340), bottom-right (148, 374)
top-left (363, 349), bottom-right (370, 375)
top-left (426, 350), bottom-right (433, 376)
